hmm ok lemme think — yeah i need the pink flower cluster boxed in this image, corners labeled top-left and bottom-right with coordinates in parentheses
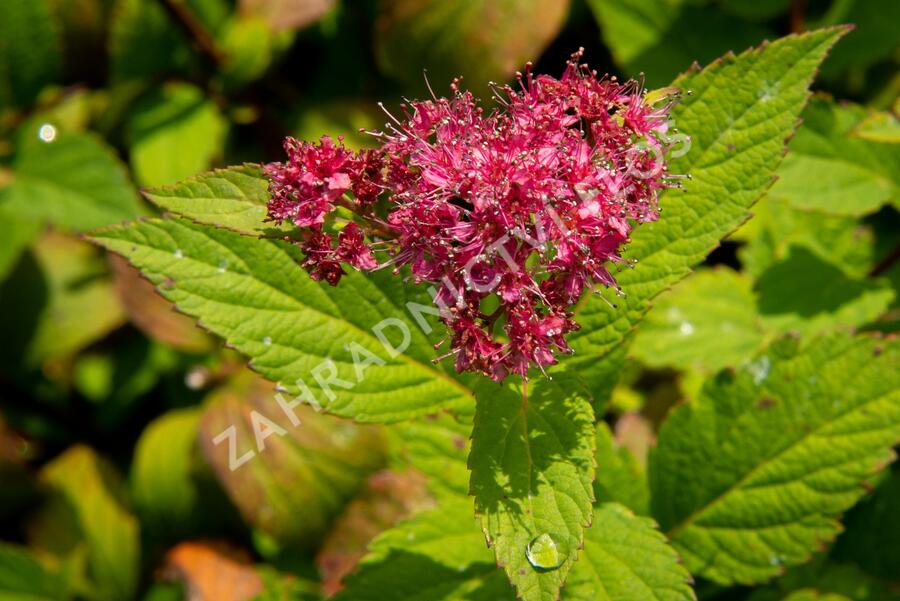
top-left (265, 50), bottom-right (681, 381)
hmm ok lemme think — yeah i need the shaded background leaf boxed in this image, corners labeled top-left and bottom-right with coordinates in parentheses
top-left (587, 0), bottom-right (772, 87)
top-left (126, 83), bottom-right (228, 187)
top-left (29, 446), bottom-right (140, 601)
top-left (375, 0), bottom-right (570, 96)
top-left (0, 0), bottom-right (61, 110)
top-left (198, 372), bottom-right (386, 547)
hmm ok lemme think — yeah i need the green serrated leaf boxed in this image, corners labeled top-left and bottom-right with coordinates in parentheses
top-left (632, 267), bottom-right (764, 372)
top-left (0, 128), bottom-right (144, 232)
top-left (142, 164), bottom-right (287, 236)
top-left (587, 0), bottom-right (772, 87)
top-left (334, 497), bottom-right (516, 601)
top-left (127, 83), bottom-right (227, 187)
top-left (629, 255), bottom-right (893, 371)
top-left (92, 217), bottom-right (476, 422)
top-left (562, 503), bottom-right (695, 601)
top-left (756, 247), bottom-right (894, 336)
top-left (649, 333), bottom-right (900, 585)
top-left (564, 27), bottom-right (850, 389)
top-left (734, 196), bottom-right (877, 280)
top-left (31, 446), bottom-right (140, 601)
top-left (108, 253), bottom-right (214, 353)
top-left (745, 558), bottom-right (898, 601)
top-left (469, 376), bottom-right (595, 601)
top-left (0, 0), bottom-right (61, 110)
top-left (768, 97), bottom-right (900, 216)
top-left (593, 423), bottom-right (649, 515)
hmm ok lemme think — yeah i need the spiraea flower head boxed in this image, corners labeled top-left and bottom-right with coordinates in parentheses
top-left (264, 50), bottom-right (686, 381)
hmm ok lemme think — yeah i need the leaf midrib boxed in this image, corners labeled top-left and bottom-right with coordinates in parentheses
top-left (102, 225), bottom-right (474, 400)
top-left (665, 387), bottom-right (897, 538)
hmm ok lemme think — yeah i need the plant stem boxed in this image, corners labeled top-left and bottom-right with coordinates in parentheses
top-left (335, 195), bottom-right (397, 239)
top-left (157, 0), bottom-right (227, 68)
top-left (870, 243), bottom-right (900, 278)
top-left (790, 0), bottom-right (807, 32)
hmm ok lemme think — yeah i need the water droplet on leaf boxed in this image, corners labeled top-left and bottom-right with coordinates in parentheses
top-left (38, 123), bottom-right (57, 143)
top-left (526, 533), bottom-right (564, 570)
top-left (263, 336), bottom-right (272, 346)
top-left (173, 249), bottom-right (184, 259)
top-left (747, 355), bottom-right (771, 385)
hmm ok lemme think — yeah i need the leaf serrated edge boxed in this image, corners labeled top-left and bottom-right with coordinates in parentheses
top-left (663, 332), bottom-right (899, 585)
top-left (88, 218), bottom-right (477, 423)
top-left (468, 382), bottom-right (597, 601)
top-left (139, 162), bottom-right (289, 239)
top-left (568, 25), bottom-right (853, 366)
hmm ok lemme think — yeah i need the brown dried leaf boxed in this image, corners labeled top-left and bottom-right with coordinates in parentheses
top-left (316, 469), bottom-right (433, 596)
top-left (240, 0), bottom-right (336, 32)
top-left (163, 541), bottom-right (263, 601)
top-left (375, 0), bottom-right (570, 95)
top-left (198, 372), bottom-right (387, 547)
top-left (614, 412), bottom-right (656, 468)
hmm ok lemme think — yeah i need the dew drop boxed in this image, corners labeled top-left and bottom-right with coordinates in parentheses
top-left (526, 533), bottom-right (565, 570)
top-left (38, 123), bottom-right (57, 143)
top-left (184, 366), bottom-right (209, 390)
top-left (747, 355), bottom-right (771, 385)
top-left (218, 258), bottom-right (229, 273)
top-left (173, 248), bottom-right (184, 259)
top-left (678, 321), bottom-right (695, 336)
top-left (263, 336), bottom-right (272, 346)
